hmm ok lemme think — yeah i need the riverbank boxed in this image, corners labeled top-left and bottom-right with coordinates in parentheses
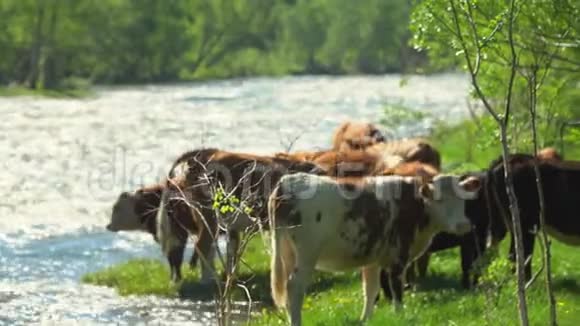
top-left (0, 86), bottom-right (94, 98)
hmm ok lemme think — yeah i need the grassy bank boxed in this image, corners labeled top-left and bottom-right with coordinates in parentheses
top-left (0, 83), bottom-right (94, 98)
top-left (83, 238), bottom-right (580, 325)
top-left (83, 119), bottom-right (580, 325)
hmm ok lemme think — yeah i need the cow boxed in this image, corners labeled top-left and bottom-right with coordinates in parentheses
top-left (367, 138), bottom-right (442, 170)
top-left (405, 148), bottom-right (564, 290)
top-left (487, 153), bottom-right (577, 280)
top-left (275, 148), bottom-right (393, 178)
top-left (269, 172), bottom-right (481, 325)
top-left (155, 148), bottom-right (325, 283)
top-left (107, 150), bottom-right (215, 282)
top-left (276, 138), bottom-right (441, 178)
top-left (331, 121), bottom-right (386, 151)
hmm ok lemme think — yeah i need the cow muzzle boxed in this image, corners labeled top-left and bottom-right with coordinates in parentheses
top-left (105, 224), bottom-right (117, 232)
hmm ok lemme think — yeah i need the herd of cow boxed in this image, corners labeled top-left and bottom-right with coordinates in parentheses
top-left (106, 121), bottom-right (578, 326)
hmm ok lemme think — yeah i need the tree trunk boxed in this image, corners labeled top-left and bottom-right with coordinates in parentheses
top-left (499, 124), bottom-right (529, 326)
top-left (528, 69), bottom-right (557, 326)
top-left (27, 0), bottom-right (46, 89)
top-left (43, 0), bottom-right (60, 90)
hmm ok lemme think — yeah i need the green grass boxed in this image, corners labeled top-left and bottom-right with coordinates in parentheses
top-left (82, 258), bottom-right (200, 297)
top-left (83, 237), bottom-right (580, 325)
top-left (0, 86), bottom-right (93, 98)
top-left (83, 119), bottom-right (580, 325)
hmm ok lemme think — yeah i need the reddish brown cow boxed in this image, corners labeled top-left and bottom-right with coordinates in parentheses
top-left (277, 138), bottom-right (442, 179)
top-left (332, 121), bottom-right (386, 151)
top-left (275, 149), bottom-right (388, 177)
top-left (368, 138), bottom-right (442, 170)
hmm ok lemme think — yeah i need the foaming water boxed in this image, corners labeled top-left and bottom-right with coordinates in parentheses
top-left (0, 74), bottom-right (469, 324)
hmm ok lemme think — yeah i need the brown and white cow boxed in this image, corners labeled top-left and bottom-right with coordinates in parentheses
top-left (156, 148), bottom-right (325, 283)
top-left (269, 172), bottom-right (481, 325)
top-left (378, 161), bottom-right (441, 290)
top-left (332, 121), bottom-right (386, 151)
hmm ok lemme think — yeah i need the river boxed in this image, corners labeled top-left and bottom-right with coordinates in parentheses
top-left (0, 74), bottom-right (470, 325)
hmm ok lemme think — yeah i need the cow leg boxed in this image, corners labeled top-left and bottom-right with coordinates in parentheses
top-left (361, 265), bottom-right (381, 321)
top-left (416, 252), bottom-right (430, 278)
top-left (225, 231), bottom-right (240, 278)
top-left (287, 256), bottom-right (316, 326)
top-left (379, 269), bottom-right (391, 302)
top-left (404, 264), bottom-right (416, 289)
top-left (460, 243), bottom-right (475, 289)
top-left (189, 248), bottom-right (198, 269)
top-left (388, 263), bottom-right (405, 310)
top-left (168, 242), bottom-right (186, 282)
top-left (507, 230), bottom-right (535, 281)
top-left (195, 209), bottom-right (218, 283)
top-left (471, 233), bottom-right (487, 287)
top-left (522, 230), bottom-right (535, 281)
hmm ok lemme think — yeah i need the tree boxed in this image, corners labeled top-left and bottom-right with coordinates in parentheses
top-left (410, 0), bottom-right (579, 324)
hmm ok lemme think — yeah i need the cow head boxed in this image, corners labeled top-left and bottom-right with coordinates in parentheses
top-left (107, 187), bottom-right (161, 232)
top-left (332, 121), bottom-right (386, 151)
top-left (419, 174), bottom-right (481, 235)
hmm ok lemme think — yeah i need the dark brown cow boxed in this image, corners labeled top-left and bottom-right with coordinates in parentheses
top-left (156, 148), bottom-right (325, 283)
top-left (401, 148), bottom-right (564, 290)
top-left (269, 172), bottom-right (480, 325)
top-left (107, 150), bottom-right (215, 282)
top-left (331, 121), bottom-right (386, 151)
top-left (488, 152), bottom-right (577, 280)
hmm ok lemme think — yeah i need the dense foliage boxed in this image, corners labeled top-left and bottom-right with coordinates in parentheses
top-left (0, 0), bottom-right (422, 89)
top-left (410, 0), bottom-right (580, 150)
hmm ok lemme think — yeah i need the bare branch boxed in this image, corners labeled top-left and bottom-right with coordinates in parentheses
top-left (448, 0), bottom-right (501, 122)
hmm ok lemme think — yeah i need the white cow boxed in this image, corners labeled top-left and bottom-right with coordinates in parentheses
top-left (268, 172), bottom-right (480, 326)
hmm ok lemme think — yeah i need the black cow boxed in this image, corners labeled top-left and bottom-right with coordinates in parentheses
top-left (491, 158), bottom-right (580, 279)
top-left (381, 152), bottom-right (566, 297)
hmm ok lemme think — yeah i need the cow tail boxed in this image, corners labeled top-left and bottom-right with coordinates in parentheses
top-left (156, 187), bottom-right (172, 256)
top-left (269, 185), bottom-right (294, 308)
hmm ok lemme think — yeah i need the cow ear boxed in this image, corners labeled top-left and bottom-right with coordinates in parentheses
top-left (459, 176), bottom-right (481, 192)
